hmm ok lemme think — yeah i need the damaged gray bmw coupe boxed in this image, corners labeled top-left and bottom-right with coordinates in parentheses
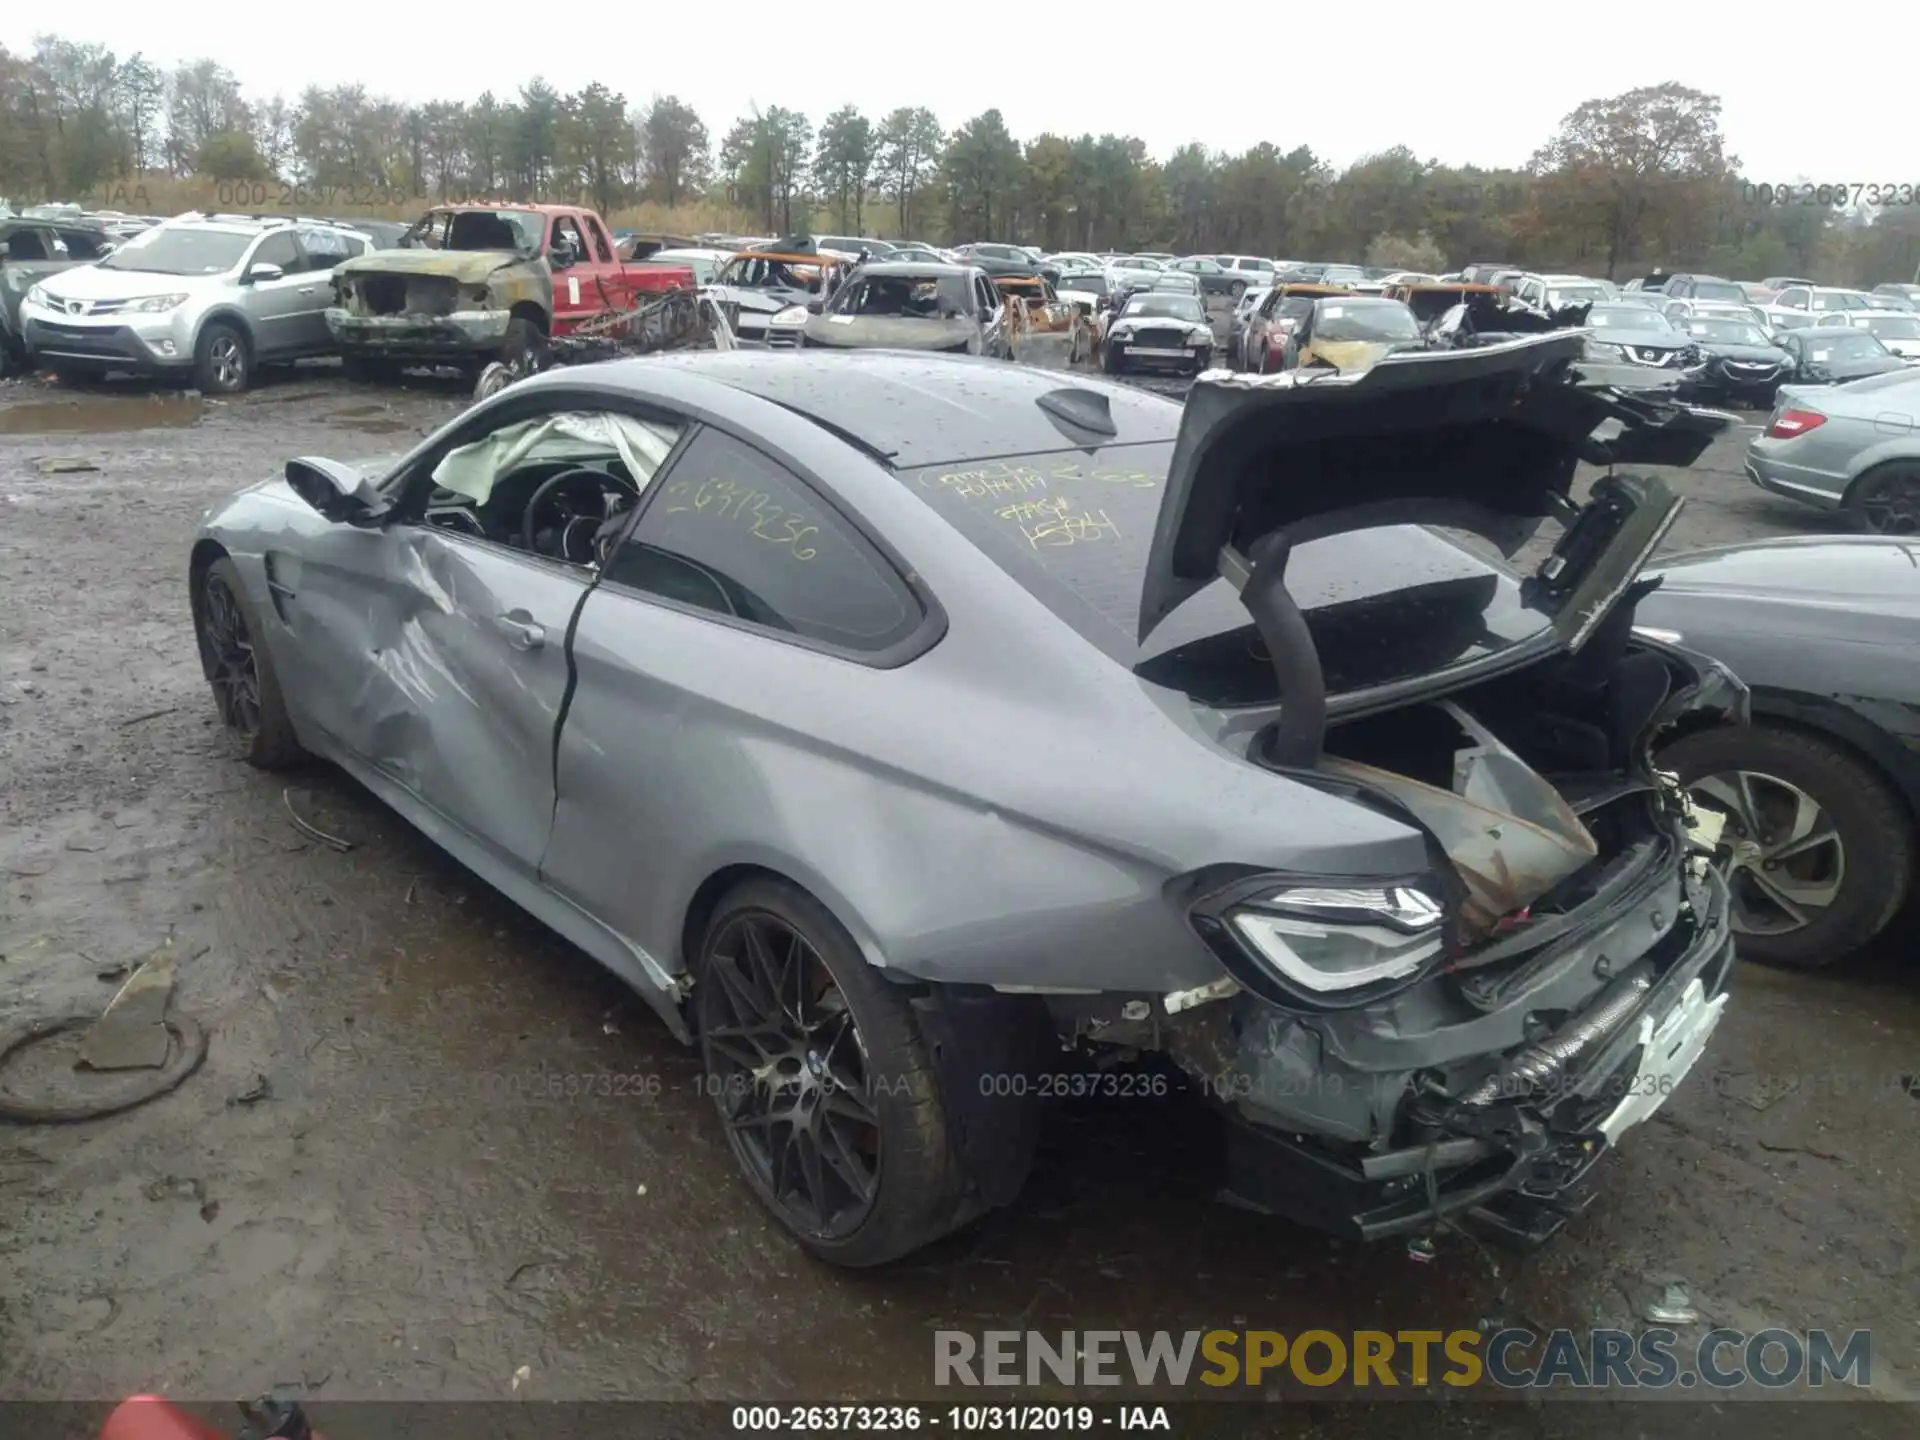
top-left (189, 336), bottom-right (1745, 1266)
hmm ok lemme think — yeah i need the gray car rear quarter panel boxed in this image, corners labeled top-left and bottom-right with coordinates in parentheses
top-left (197, 357), bottom-right (1431, 1005)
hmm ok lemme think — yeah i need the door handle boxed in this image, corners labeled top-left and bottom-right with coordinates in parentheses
top-left (493, 611), bottom-right (546, 650)
top-left (300, 286), bottom-right (321, 295)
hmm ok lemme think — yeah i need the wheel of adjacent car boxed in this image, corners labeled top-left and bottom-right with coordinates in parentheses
top-left (1102, 342), bottom-right (1124, 376)
top-left (192, 556), bottom-right (305, 770)
top-left (1192, 347), bottom-right (1213, 375)
top-left (1229, 279), bottom-right (1246, 300)
top-left (693, 877), bottom-right (970, 1267)
top-left (193, 320), bottom-right (251, 394)
top-left (1657, 723), bottom-right (1913, 967)
top-left (1843, 460), bottom-right (1920, 536)
top-left (499, 316), bottom-right (548, 376)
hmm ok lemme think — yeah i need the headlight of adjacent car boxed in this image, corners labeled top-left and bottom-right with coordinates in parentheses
top-left (25, 283), bottom-right (49, 308)
top-left (1189, 329), bottom-right (1211, 345)
top-left (1584, 340), bottom-right (1627, 360)
top-left (769, 305), bottom-right (808, 327)
top-left (127, 293), bottom-right (190, 313)
top-left (1108, 325), bottom-right (1134, 342)
top-left (1227, 884), bottom-right (1445, 993)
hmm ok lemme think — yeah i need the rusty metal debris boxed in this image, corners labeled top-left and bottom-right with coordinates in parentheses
top-left (283, 788), bottom-right (353, 852)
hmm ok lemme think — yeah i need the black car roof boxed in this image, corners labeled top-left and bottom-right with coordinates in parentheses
top-left (633, 350), bottom-right (1180, 468)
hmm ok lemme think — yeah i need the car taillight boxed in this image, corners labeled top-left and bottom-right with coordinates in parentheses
top-left (1765, 408), bottom-right (1826, 439)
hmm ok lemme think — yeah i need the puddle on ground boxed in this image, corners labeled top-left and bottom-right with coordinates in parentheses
top-left (0, 394), bottom-right (204, 435)
top-left (324, 404), bottom-right (415, 435)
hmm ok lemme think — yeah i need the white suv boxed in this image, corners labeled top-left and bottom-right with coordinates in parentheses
top-left (21, 214), bottom-right (372, 393)
top-left (1212, 254), bottom-right (1278, 298)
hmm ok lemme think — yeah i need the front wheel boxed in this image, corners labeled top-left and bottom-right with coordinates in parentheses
top-left (694, 879), bottom-right (972, 1267)
top-left (1658, 723), bottom-right (1913, 967)
top-left (1844, 461), bottom-right (1920, 535)
top-left (1229, 280), bottom-right (1246, 301)
top-left (499, 316), bottom-right (548, 377)
top-left (193, 557), bottom-right (305, 769)
top-left (193, 321), bottom-right (251, 394)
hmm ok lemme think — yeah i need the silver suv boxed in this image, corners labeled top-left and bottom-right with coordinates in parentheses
top-left (20, 214), bottom-right (372, 393)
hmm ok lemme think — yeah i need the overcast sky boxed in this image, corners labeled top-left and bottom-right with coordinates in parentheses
top-left (2, 1), bottom-right (1898, 179)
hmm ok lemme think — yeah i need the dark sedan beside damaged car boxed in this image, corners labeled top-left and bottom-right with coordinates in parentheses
top-left (186, 338), bottom-right (1741, 1266)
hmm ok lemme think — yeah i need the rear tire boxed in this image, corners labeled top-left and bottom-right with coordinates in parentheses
top-left (1657, 722), bottom-right (1913, 967)
top-left (694, 878), bottom-right (972, 1267)
top-left (1843, 461), bottom-right (1920, 535)
top-left (1229, 280), bottom-right (1246, 301)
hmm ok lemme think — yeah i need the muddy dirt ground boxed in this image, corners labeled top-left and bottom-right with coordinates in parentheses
top-left (1, 337), bottom-right (1916, 1431)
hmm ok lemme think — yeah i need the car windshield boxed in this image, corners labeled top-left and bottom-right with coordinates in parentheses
top-left (1686, 280), bottom-right (1746, 302)
top-left (1115, 256), bottom-right (1165, 269)
top-left (1588, 306), bottom-right (1674, 331)
top-left (1810, 292), bottom-right (1859, 311)
top-left (827, 273), bottom-right (971, 319)
top-left (643, 252), bottom-right (718, 283)
top-left (1865, 315), bottom-right (1920, 338)
top-left (901, 447), bottom-right (1551, 693)
top-left (1315, 300), bottom-right (1420, 342)
top-left (971, 244), bottom-right (1023, 260)
top-left (1812, 332), bottom-right (1890, 359)
top-left (1320, 266), bottom-right (1366, 284)
top-left (1545, 285), bottom-right (1607, 307)
top-left (1684, 318), bottom-right (1770, 345)
top-left (716, 255), bottom-right (831, 292)
top-left (1120, 294), bottom-right (1205, 322)
top-left (99, 226), bottom-right (251, 275)
top-left (400, 208), bottom-right (541, 253)
top-left (1058, 273), bottom-right (1109, 296)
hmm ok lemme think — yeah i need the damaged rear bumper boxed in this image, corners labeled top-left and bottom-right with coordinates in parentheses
top-left (1194, 857), bottom-right (1733, 1246)
top-left (325, 306), bottom-right (512, 359)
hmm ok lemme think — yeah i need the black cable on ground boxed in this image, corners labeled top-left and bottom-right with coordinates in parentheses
top-left (0, 1011), bottom-right (208, 1124)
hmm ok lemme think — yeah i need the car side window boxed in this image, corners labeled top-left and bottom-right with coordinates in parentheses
top-left (584, 217), bottom-right (614, 263)
top-left (606, 428), bottom-right (923, 654)
top-left (252, 231), bottom-right (302, 274)
top-left (1778, 288), bottom-right (1808, 309)
top-left (977, 275), bottom-right (1000, 314)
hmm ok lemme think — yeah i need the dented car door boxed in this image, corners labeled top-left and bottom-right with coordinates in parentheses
top-left (274, 522), bottom-right (586, 874)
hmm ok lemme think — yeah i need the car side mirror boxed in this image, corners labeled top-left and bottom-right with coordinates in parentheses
top-left (805, 298), bottom-right (824, 314)
top-left (286, 456), bottom-right (386, 524)
top-left (0, 241), bottom-right (9, 259)
top-left (244, 262), bottom-right (284, 284)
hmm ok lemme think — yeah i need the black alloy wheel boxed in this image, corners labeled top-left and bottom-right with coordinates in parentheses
top-left (193, 557), bottom-right (304, 769)
top-left (199, 568), bottom-right (260, 735)
top-left (699, 908), bottom-right (883, 1241)
top-left (694, 879), bottom-right (975, 1266)
top-left (1846, 462), bottom-right (1920, 535)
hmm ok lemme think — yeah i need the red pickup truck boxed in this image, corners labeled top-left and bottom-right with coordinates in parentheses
top-left (326, 201), bottom-right (694, 376)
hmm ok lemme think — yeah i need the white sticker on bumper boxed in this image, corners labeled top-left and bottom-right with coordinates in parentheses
top-left (1596, 978), bottom-right (1727, 1145)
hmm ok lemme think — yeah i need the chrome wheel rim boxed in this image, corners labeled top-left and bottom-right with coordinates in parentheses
top-left (698, 912), bottom-right (881, 1239)
top-left (1688, 770), bottom-right (1845, 935)
top-left (198, 574), bottom-right (260, 734)
top-left (208, 334), bottom-right (244, 390)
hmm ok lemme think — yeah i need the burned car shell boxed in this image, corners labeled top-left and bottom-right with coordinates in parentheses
top-left (327, 210), bottom-right (556, 363)
top-left (189, 340), bottom-right (1740, 1257)
top-left (706, 249), bottom-right (847, 347)
top-left (795, 262), bottom-right (1010, 357)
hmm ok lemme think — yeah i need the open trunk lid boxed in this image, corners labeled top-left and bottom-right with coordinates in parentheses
top-left (1139, 332), bottom-right (1732, 770)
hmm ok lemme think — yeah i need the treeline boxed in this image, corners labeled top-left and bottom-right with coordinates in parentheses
top-left (4, 36), bottom-right (1919, 286)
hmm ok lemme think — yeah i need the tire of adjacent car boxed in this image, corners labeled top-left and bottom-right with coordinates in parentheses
top-left (1229, 279), bottom-right (1246, 300)
top-left (1102, 343), bottom-right (1124, 375)
top-left (1842, 460), bottom-right (1920, 536)
top-left (193, 556), bottom-right (305, 770)
top-left (1656, 722), bottom-right (1914, 967)
top-left (499, 316), bottom-right (547, 373)
top-left (193, 320), bottom-right (251, 394)
top-left (694, 878), bottom-right (971, 1267)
